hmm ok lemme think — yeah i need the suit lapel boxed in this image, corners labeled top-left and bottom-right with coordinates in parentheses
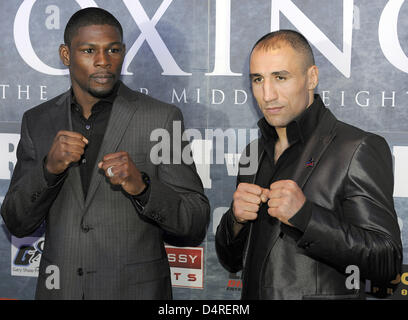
top-left (46, 90), bottom-right (85, 208)
top-left (264, 109), bottom-right (338, 260)
top-left (47, 90), bottom-right (71, 134)
top-left (84, 84), bottom-right (140, 210)
top-left (291, 109), bottom-right (338, 189)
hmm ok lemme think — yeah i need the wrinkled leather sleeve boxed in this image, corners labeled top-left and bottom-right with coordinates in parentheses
top-left (295, 134), bottom-right (402, 284)
top-left (215, 144), bottom-right (253, 273)
top-left (215, 205), bottom-right (250, 273)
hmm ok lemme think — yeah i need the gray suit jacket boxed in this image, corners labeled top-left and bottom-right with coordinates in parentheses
top-left (1, 81), bottom-right (210, 299)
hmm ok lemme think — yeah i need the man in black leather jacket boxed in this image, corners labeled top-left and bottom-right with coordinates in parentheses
top-left (215, 30), bottom-right (402, 300)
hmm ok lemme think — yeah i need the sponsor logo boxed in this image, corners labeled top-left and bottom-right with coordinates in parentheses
top-left (165, 246), bottom-right (204, 289)
top-left (11, 236), bottom-right (44, 277)
top-left (226, 272), bottom-right (242, 292)
top-left (366, 264), bottom-right (408, 299)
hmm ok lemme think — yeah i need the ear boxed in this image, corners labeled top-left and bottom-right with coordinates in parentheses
top-left (59, 44), bottom-right (70, 67)
top-left (307, 65), bottom-right (319, 90)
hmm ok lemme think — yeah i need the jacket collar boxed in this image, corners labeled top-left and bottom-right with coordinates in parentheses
top-left (257, 94), bottom-right (326, 147)
top-left (253, 95), bottom-right (338, 188)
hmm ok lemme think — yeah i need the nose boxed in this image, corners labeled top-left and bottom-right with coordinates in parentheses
top-left (263, 79), bottom-right (278, 103)
top-left (94, 50), bottom-right (111, 68)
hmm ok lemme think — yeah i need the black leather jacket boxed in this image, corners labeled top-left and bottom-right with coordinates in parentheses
top-left (216, 102), bottom-right (402, 300)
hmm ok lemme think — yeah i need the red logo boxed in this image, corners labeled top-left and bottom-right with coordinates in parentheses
top-left (165, 246), bottom-right (204, 289)
top-left (166, 247), bottom-right (202, 269)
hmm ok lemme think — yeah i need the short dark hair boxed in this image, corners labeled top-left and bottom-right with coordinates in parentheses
top-left (64, 7), bottom-right (123, 46)
top-left (251, 29), bottom-right (315, 69)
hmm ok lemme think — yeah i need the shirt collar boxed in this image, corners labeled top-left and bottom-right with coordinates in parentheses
top-left (70, 81), bottom-right (119, 114)
top-left (257, 94), bottom-right (326, 146)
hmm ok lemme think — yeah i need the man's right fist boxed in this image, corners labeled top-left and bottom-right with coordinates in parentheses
top-left (232, 183), bottom-right (269, 223)
top-left (45, 131), bottom-right (88, 174)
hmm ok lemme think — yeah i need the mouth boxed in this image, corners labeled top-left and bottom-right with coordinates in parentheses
top-left (264, 106), bottom-right (284, 114)
top-left (90, 73), bottom-right (115, 84)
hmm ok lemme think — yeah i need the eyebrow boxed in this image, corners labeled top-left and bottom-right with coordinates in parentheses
top-left (271, 70), bottom-right (290, 76)
top-left (77, 41), bottom-right (123, 47)
top-left (250, 70), bottom-right (290, 78)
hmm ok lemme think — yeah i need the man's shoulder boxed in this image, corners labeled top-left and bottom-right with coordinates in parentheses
top-left (23, 90), bottom-right (69, 119)
top-left (334, 119), bottom-right (385, 145)
top-left (118, 82), bottom-right (179, 113)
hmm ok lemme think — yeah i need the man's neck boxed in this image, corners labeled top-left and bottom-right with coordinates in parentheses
top-left (273, 94), bottom-right (315, 162)
top-left (274, 127), bottom-right (289, 163)
top-left (74, 95), bottom-right (99, 120)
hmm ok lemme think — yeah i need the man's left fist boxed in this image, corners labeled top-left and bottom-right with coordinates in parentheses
top-left (98, 151), bottom-right (146, 196)
top-left (266, 180), bottom-right (306, 226)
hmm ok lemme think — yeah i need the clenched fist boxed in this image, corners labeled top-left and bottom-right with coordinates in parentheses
top-left (98, 151), bottom-right (146, 196)
top-left (45, 130), bottom-right (88, 174)
top-left (232, 183), bottom-right (269, 224)
top-left (266, 180), bottom-right (306, 226)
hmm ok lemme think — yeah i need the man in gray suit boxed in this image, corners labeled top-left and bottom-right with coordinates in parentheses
top-left (1, 7), bottom-right (210, 299)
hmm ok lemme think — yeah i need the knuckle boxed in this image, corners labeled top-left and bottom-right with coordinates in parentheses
top-left (233, 190), bottom-right (242, 200)
top-left (233, 207), bottom-right (241, 217)
top-left (234, 199), bottom-right (243, 209)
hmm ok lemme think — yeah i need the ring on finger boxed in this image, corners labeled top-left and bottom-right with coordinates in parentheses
top-left (107, 166), bottom-right (114, 177)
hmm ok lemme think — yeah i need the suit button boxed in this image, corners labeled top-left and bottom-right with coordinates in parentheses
top-left (77, 268), bottom-right (83, 276)
top-left (31, 192), bottom-right (40, 202)
top-left (303, 242), bottom-right (311, 249)
top-left (82, 225), bottom-right (90, 233)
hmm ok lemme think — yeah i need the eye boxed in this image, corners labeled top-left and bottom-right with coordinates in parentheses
top-left (82, 48), bottom-right (94, 54)
top-left (252, 77), bottom-right (263, 84)
top-left (275, 75), bottom-right (286, 81)
top-left (108, 47), bottom-right (122, 54)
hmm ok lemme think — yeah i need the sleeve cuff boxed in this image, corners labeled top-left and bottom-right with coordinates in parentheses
top-left (128, 172), bottom-right (151, 212)
top-left (227, 208), bottom-right (250, 241)
top-left (288, 199), bottom-right (312, 232)
top-left (42, 157), bottom-right (67, 187)
top-left (131, 182), bottom-right (151, 207)
top-left (281, 200), bottom-right (313, 241)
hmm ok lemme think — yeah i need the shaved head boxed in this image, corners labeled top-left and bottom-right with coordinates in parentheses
top-left (251, 30), bottom-right (315, 71)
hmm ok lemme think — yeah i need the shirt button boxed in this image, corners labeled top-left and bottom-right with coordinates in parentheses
top-left (77, 268), bottom-right (83, 276)
top-left (85, 125), bottom-right (91, 130)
